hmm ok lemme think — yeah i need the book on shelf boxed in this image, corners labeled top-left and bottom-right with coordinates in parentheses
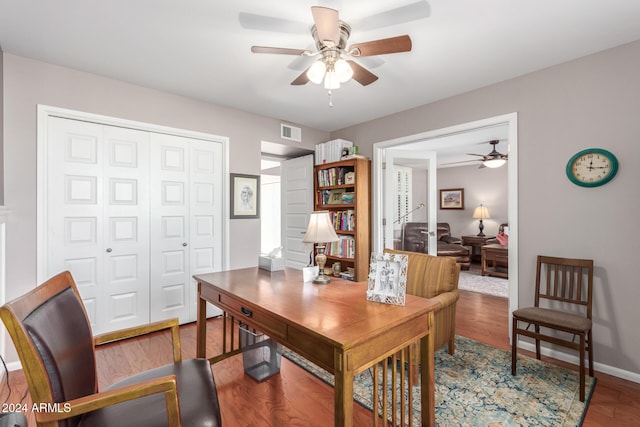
top-left (315, 139), bottom-right (353, 164)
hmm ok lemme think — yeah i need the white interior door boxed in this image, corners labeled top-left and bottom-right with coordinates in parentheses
top-left (48, 117), bottom-right (151, 334)
top-left (281, 155), bottom-right (314, 269)
top-left (44, 112), bottom-right (226, 333)
top-left (384, 149), bottom-right (438, 254)
top-left (187, 138), bottom-right (223, 319)
top-left (149, 133), bottom-right (191, 323)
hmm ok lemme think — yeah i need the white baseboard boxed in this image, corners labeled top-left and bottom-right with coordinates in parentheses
top-left (517, 340), bottom-right (640, 384)
top-left (5, 360), bottom-right (21, 372)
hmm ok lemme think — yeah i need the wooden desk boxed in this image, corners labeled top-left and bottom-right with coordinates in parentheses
top-left (195, 268), bottom-right (438, 427)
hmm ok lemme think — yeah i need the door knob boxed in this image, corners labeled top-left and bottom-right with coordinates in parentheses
top-left (182, 243), bottom-right (188, 247)
top-left (106, 248), bottom-right (113, 253)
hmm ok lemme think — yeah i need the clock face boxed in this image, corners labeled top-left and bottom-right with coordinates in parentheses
top-left (566, 148), bottom-right (618, 187)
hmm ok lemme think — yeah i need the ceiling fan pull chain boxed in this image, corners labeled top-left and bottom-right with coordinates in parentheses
top-left (328, 90), bottom-right (334, 108)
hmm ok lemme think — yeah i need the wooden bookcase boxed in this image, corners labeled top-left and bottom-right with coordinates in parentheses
top-left (314, 157), bottom-right (371, 281)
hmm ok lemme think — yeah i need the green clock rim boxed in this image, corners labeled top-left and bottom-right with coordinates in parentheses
top-left (566, 148), bottom-right (619, 187)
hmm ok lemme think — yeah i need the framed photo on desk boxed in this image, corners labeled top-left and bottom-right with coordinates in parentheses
top-left (367, 252), bottom-right (408, 306)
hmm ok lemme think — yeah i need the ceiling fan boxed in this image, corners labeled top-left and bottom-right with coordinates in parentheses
top-left (249, 6), bottom-right (413, 90)
top-left (442, 140), bottom-right (509, 169)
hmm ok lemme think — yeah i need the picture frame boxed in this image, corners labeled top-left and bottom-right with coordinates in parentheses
top-left (230, 173), bottom-right (260, 219)
top-left (440, 188), bottom-right (464, 210)
top-left (327, 189), bottom-right (346, 204)
top-left (366, 252), bottom-right (408, 306)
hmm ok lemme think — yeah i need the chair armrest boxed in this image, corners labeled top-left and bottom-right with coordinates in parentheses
top-left (440, 235), bottom-right (461, 244)
top-left (94, 318), bottom-right (181, 362)
top-left (35, 375), bottom-right (181, 426)
top-left (429, 291), bottom-right (459, 312)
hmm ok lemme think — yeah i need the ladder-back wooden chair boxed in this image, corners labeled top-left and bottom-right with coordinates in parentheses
top-left (0, 271), bottom-right (222, 427)
top-left (511, 255), bottom-right (594, 401)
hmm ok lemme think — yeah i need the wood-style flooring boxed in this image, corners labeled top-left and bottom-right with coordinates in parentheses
top-left (2, 290), bottom-right (639, 426)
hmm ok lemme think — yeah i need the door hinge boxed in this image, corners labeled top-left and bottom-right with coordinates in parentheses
top-left (382, 218), bottom-right (386, 226)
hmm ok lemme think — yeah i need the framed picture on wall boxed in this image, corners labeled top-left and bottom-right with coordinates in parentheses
top-left (439, 188), bottom-right (464, 210)
top-left (230, 173), bottom-right (260, 219)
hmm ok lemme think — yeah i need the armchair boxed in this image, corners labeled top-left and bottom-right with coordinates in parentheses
top-left (0, 271), bottom-right (222, 427)
top-left (401, 222), bottom-right (471, 270)
top-left (385, 249), bottom-right (460, 383)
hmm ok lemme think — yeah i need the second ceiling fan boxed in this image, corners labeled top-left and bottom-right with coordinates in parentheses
top-left (442, 140), bottom-right (509, 169)
top-left (250, 6), bottom-right (412, 89)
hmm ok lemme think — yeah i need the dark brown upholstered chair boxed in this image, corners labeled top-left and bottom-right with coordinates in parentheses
top-left (401, 222), bottom-right (471, 270)
top-left (511, 256), bottom-right (594, 402)
top-left (0, 271), bottom-right (222, 427)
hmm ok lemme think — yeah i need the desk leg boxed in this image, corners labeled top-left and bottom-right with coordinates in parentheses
top-left (334, 350), bottom-right (354, 427)
top-left (420, 312), bottom-right (435, 426)
top-left (196, 281), bottom-right (206, 359)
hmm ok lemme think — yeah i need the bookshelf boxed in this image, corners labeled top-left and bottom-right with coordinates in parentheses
top-left (314, 157), bottom-right (371, 281)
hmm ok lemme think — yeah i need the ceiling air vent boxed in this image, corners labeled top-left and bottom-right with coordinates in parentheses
top-left (281, 124), bottom-right (302, 142)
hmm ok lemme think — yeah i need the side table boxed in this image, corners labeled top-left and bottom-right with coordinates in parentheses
top-left (481, 244), bottom-right (508, 278)
top-left (461, 235), bottom-right (495, 262)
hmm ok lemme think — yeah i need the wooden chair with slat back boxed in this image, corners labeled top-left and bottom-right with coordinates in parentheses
top-left (0, 271), bottom-right (222, 427)
top-left (511, 255), bottom-right (594, 402)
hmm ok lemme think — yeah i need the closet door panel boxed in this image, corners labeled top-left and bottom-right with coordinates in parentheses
top-left (48, 118), bottom-right (105, 331)
top-left (102, 126), bottom-right (150, 332)
top-left (188, 140), bottom-right (223, 319)
top-left (150, 134), bottom-right (191, 323)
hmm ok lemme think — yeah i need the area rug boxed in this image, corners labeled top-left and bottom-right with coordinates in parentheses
top-left (283, 336), bottom-right (595, 426)
top-left (458, 268), bottom-right (509, 298)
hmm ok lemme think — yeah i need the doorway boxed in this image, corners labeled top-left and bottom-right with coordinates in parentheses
top-left (372, 113), bottom-right (518, 336)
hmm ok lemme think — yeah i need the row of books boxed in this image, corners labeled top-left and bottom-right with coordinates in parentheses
top-left (329, 210), bottom-right (355, 231)
top-left (326, 236), bottom-right (355, 259)
top-left (315, 139), bottom-right (353, 165)
top-left (316, 189), bottom-right (355, 205)
top-left (317, 167), bottom-right (354, 187)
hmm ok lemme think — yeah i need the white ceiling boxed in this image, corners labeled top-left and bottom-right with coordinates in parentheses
top-left (1, 1), bottom-right (640, 133)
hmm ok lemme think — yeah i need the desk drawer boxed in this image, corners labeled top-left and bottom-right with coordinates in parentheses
top-left (219, 293), bottom-right (288, 340)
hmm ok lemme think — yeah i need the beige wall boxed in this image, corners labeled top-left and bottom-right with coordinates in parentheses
top-left (1, 53), bottom-right (330, 361)
top-left (436, 165), bottom-right (508, 238)
top-left (0, 49), bottom-right (4, 204)
top-left (332, 40), bottom-right (640, 377)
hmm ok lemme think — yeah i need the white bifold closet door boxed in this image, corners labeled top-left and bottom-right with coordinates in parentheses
top-left (149, 133), bottom-right (223, 323)
top-left (46, 116), bottom-right (222, 334)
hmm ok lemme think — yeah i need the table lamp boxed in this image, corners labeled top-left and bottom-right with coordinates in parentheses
top-left (472, 204), bottom-right (490, 237)
top-left (302, 211), bottom-right (339, 284)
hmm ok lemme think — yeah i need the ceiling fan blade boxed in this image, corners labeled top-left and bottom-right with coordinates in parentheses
top-left (291, 68), bottom-right (311, 85)
top-left (347, 61), bottom-right (378, 86)
top-left (348, 35), bottom-right (412, 57)
top-left (251, 46), bottom-right (310, 56)
top-left (311, 6), bottom-right (339, 46)
top-left (239, 12), bottom-right (308, 34)
top-left (441, 159), bottom-right (481, 166)
top-left (466, 153), bottom-right (486, 157)
top-left (351, 1), bottom-right (431, 31)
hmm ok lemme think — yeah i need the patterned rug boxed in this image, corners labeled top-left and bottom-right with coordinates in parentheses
top-left (283, 336), bottom-right (595, 426)
top-left (458, 267), bottom-right (509, 298)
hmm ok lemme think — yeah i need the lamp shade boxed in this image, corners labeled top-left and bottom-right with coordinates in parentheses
top-left (483, 158), bottom-right (506, 168)
top-left (303, 211), bottom-right (339, 243)
top-left (472, 205), bottom-right (490, 219)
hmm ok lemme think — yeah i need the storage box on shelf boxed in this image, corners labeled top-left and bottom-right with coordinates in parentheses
top-left (314, 157), bottom-right (371, 281)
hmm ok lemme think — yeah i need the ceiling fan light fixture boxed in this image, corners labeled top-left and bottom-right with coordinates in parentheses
top-left (335, 58), bottom-right (353, 83)
top-left (307, 60), bottom-right (326, 84)
top-left (483, 158), bottom-right (506, 168)
top-left (324, 69), bottom-right (340, 89)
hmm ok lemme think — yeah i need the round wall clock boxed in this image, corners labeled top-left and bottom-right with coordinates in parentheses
top-left (566, 148), bottom-right (618, 187)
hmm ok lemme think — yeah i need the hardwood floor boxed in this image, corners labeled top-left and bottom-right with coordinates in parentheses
top-left (2, 289), bottom-right (639, 426)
